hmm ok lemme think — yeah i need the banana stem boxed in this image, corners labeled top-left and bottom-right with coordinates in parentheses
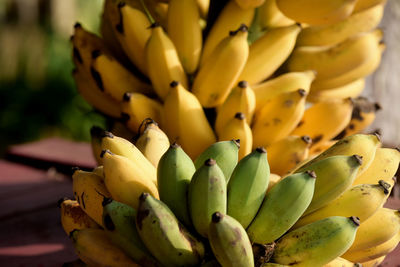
top-left (140, 0), bottom-right (155, 25)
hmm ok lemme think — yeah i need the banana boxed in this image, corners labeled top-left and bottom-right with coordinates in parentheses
top-left (101, 198), bottom-right (158, 266)
top-left (353, 0), bottom-right (386, 13)
top-left (227, 147), bottom-right (270, 228)
top-left (192, 24), bottom-right (249, 108)
top-left (273, 216), bottom-right (360, 267)
top-left (188, 158), bottom-right (227, 237)
top-left (258, 0), bottom-right (295, 29)
top-left (360, 255), bottom-right (385, 267)
top-left (200, 0), bottom-right (255, 65)
top-left (194, 140), bottom-right (240, 183)
top-left (276, 0), bottom-right (357, 25)
top-left (346, 208), bottom-right (400, 252)
top-left (167, 0), bottom-right (202, 74)
top-left (70, 228), bottom-right (139, 267)
top-left (163, 81), bottom-right (216, 159)
top-left (297, 3), bottom-right (384, 47)
top-left (100, 131), bottom-right (157, 185)
top-left (135, 119), bottom-right (170, 168)
top-left (90, 126), bottom-right (105, 165)
top-left (266, 135), bottom-right (312, 176)
top-left (291, 98), bottom-right (353, 148)
top-left (100, 150), bottom-right (159, 210)
top-left (92, 165), bottom-right (104, 179)
top-left (59, 198), bottom-right (100, 235)
top-left (218, 113), bottom-right (253, 160)
top-left (353, 147), bottom-right (400, 186)
top-left (235, 0), bottom-right (265, 9)
top-left (208, 212), bottom-right (254, 267)
top-left (136, 193), bottom-right (205, 266)
top-left (296, 134), bottom-right (381, 177)
top-left (252, 89), bottom-right (307, 148)
top-left (247, 171), bottom-right (316, 244)
top-left (296, 155), bottom-right (363, 216)
top-left (157, 143), bottom-right (196, 227)
top-left (214, 81), bottom-right (256, 136)
top-left (323, 257), bottom-right (359, 267)
top-left (72, 168), bottom-right (111, 226)
top-left (342, 231), bottom-right (400, 263)
top-left (197, 0), bottom-right (210, 18)
top-left (238, 24), bottom-right (301, 85)
top-left (252, 70), bottom-right (316, 111)
top-left (307, 78), bottom-right (365, 103)
top-left (293, 181), bottom-right (391, 229)
top-left (145, 23), bottom-right (188, 100)
top-left (267, 173), bottom-right (282, 192)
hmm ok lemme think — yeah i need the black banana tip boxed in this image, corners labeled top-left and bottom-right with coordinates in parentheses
top-left (91, 50), bottom-right (101, 59)
top-left (100, 149), bottom-right (113, 158)
top-left (353, 263), bottom-right (362, 267)
top-left (170, 81), bottom-right (179, 88)
top-left (57, 197), bottom-right (69, 208)
top-left (123, 92), bottom-right (132, 102)
top-left (139, 192), bottom-right (149, 201)
top-left (373, 131), bottom-right (381, 142)
top-left (352, 155), bottom-right (363, 166)
top-left (378, 180), bottom-right (391, 195)
top-left (71, 167), bottom-right (80, 175)
top-left (149, 22), bottom-right (160, 29)
top-left (117, 1), bottom-right (126, 8)
top-left (235, 112), bottom-right (245, 120)
top-left (103, 214), bottom-right (116, 231)
top-left (301, 135), bottom-right (312, 145)
top-left (298, 89), bottom-right (307, 97)
top-left (120, 112), bottom-right (131, 122)
top-left (102, 197), bottom-right (113, 207)
top-left (171, 142), bottom-right (181, 148)
top-left (103, 131), bottom-right (114, 139)
top-left (212, 212), bottom-right (223, 223)
top-left (205, 158), bottom-right (216, 166)
top-left (256, 147), bottom-right (267, 154)
top-left (69, 229), bottom-right (78, 239)
top-left (395, 147), bottom-right (400, 152)
top-left (306, 170), bottom-right (317, 178)
top-left (232, 139), bottom-right (241, 148)
top-left (74, 22), bottom-right (82, 29)
top-left (349, 216), bottom-right (360, 227)
top-left (90, 126), bottom-right (105, 138)
top-left (238, 81), bottom-right (248, 88)
top-left (295, 22), bottom-right (302, 28)
top-left (374, 103), bottom-right (382, 111)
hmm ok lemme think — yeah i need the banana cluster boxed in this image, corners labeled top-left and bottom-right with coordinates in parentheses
top-left (71, 0), bottom-right (386, 171)
top-left (60, 130), bottom-right (400, 266)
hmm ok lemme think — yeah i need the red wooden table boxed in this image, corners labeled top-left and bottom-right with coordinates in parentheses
top-left (0, 138), bottom-right (399, 266)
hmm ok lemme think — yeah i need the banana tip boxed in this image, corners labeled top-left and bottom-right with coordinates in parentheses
top-left (378, 180), bottom-right (391, 195)
top-left (102, 197), bottom-right (113, 207)
top-left (71, 166), bottom-right (80, 175)
top-left (235, 112), bottom-right (245, 120)
top-left (305, 170), bottom-right (316, 178)
top-left (122, 92), bottom-right (132, 102)
top-left (301, 135), bottom-right (312, 145)
top-left (139, 192), bottom-right (149, 201)
top-left (74, 22), bottom-right (81, 29)
top-left (256, 147), bottom-right (267, 154)
top-left (205, 158), bottom-right (216, 166)
top-left (349, 216), bottom-right (360, 227)
top-left (120, 112), bottom-right (130, 122)
top-left (352, 155), bottom-right (363, 166)
top-left (233, 139), bottom-right (241, 148)
top-left (100, 149), bottom-right (113, 158)
top-left (171, 142), bottom-right (181, 148)
top-left (170, 81), bottom-right (179, 88)
top-left (57, 197), bottom-right (69, 208)
top-left (212, 212), bottom-right (223, 223)
top-left (238, 81), bottom-right (248, 88)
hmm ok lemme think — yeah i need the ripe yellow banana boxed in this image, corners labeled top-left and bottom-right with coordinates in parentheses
top-left (253, 70), bottom-right (316, 111)
top-left (252, 89), bottom-right (307, 148)
top-left (163, 81), bottom-right (216, 159)
top-left (307, 78), bottom-right (365, 103)
top-left (120, 92), bottom-right (163, 132)
top-left (258, 0), bottom-right (295, 29)
top-left (214, 81), bottom-right (256, 136)
top-left (167, 0), bottom-right (202, 74)
top-left (200, 0), bottom-right (255, 65)
top-left (238, 24), bottom-right (301, 85)
top-left (276, 0), bottom-right (358, 25)
top-left (291, 98), bottom-right (353, 147)
top-left (218, 112), bottom-right (253, 159)
top-left (266, 135), bottom-right (311, 176)
top-left (145, 23), bottom-right (188, 100)
top-left (323, 257), bottom-right (358, 267)
top-left (192, 24), bottom-right (249, 108)
top-left (297, 3), bottom-right (384, 47)
top-left (353, 0), bottom-right (386, 13)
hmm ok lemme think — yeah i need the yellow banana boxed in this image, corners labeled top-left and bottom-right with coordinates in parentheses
top-left (307, 78), bottom-right (365, 103)
top-left (293, 181), bottom-right (391, 229)
top-left (297, 3), bottom-right (384, 47)
top-left (163, 81), bottom-right (216, 159)
top-left (101, 150), bottom-right (159, 210)
top-left (253, 70), bottom-right (316, 111)
top-left (72, 169), bottom-right (111, 226)
top-left (120, 92), bottom-right (163, 133)
top-left (146, 23), bottom-right (188, 100)
top-left (214, 81), bottom-right (256, 136)
top-left (200, 0), bottom-right (255, 65)
top-left (70, 228), bottom-right (139, 267)
top-left (167, 0), bottom-right (202, 74)
top-left (135, 119), bottom-right (170, 168)
top-left (238, 24), bottom-right (301, 85)
top-left (235, 0), bottom-right (265, 9)
top-left (276, 0), bottom-right (358, 25)
top-left (360, 255), bottom-right (386, 267)
top-left (323, 257), bottom-right (358, 267)
top-left (192, 24), bottom-right (249, 108)
top-left (252, 89), bottom-right (308, 147)
top-left (291, 98), bottom-right (353, 148)
top-left (218, 112), bottom-right (253, 160)
top-left (353, 0), bottom-right (386, 13)
top-left (59, 198), bottom-right (100, 235)
top-left (258, 0), bottom-right (295, 29)
top-left (266, 135), bottom-right (312, 176)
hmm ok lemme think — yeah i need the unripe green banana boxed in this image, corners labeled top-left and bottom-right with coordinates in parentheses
top-left (208, 212), bottom-right (254, 267)
top-left (188, 158), bottom-right (227, 237)
top-left (273, 216), bottom-right (360, 267)
top-left (101, 198), bottom-right (158, 266)
top-left (247, 171), bottom-right (316, 244)
top-left (157, 143), bottom-right (196, 227)
top-left (136, 193), bottom-right (205, 267)
top-left (296, 154), bottom-right (362, 215)
top-left (194, 140), bottom-right (240, 183)
top-left (227, 147), bottom-right (270, 229)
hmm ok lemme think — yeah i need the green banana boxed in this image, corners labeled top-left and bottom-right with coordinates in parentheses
top-left (101, 197), bottom-right (158, 266)
top-left (296, 155), bottom-right (362, 215)
top-left (227, 147), bottom-right (270, 229)
top-left (157, 143), bottom-right (196, 227)
top-left (208, 212), bottom-right (254, 267)
top-left (188, 158), bottom-right (227, 237)
top-left (272, 216), bottom-right (360, 267)
top-left (194, 140), bottom-right (240, 183)
top-left (247, 171), bottom-right (316, 244)
top-left (135, 193), bottom-right (205, 267)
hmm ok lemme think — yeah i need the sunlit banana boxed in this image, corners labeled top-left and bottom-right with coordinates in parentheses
top-left (307, 78), bottom-right (365, 103)
top-left (258, 0), bottom-right (295, 29)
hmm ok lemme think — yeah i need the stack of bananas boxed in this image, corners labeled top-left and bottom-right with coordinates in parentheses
top-left (60, 129), bottom-right (400, 266)
top-left (72, 0), bottom-right (387, 170)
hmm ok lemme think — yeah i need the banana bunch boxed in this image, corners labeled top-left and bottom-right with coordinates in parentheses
top-left (61, 129), bottom-right (400, 266)
top-left (70, 0), bottom-right (387, 166)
